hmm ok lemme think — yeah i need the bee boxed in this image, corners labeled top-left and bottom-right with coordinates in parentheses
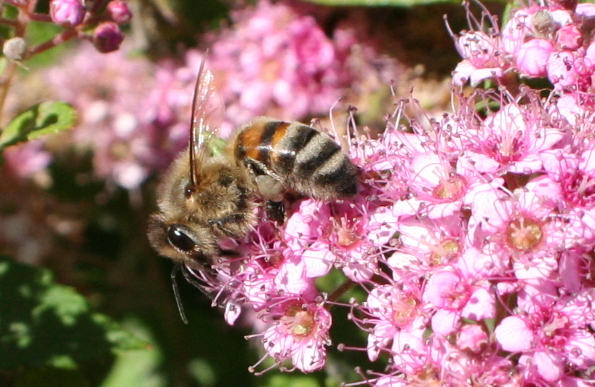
top-left (147, 58), bottom-right (358, 282)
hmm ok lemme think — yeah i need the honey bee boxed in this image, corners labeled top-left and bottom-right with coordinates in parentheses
top-left (147, 58), bottom-right (358, 276)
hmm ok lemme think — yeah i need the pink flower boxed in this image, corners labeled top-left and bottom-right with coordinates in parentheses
top-left (539, 147), bottom-right (595, 241)
top-left (424, 271), bottom-right (495, 335)
top-left (516, 39), bottom-right (554, 77)
top-left (456, 324), bottom-right (488, 353)
top-left (2, 141), bottom-right (52, 178)
top-left (450, 10), bottom-right (510, 86)
top-left (207, 0), bottom-right (396, 129)
top-left (548, 50), bottom-right (581, 89)
top-left (50, 0), bottom-right (85, 28)
top-left (501, 9), bottom-right (534, 55)
top-left (557, 25), bottom-right (583, 50)
top-left (107, 0), bottom-right (132, 24)
top-left (257, 298), bottom-right (331, 373)
top-left (364, 284), bottom-right (425, 362)
top-left (497, 292), bottom-right (595, 383)
top-left (460, 102), bottom-right (565, 174)
top-left (495, 315), bottom-right (534, 352)
top-left (92, 22), bottom-right (124, 53)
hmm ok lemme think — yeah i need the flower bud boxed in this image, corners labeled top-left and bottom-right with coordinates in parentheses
top-left (50, 0), bottom-right (85, 28)
top-left (516, 39), bottom-right (554, 77)
top-left (557, 25), bottom-right (583, 50)
top-left (457, 324), bottom-right (488, 354)
top-left (3, 37), bottom-right (27, 61)
top-left (107, 1), bottom-right (132, 24)
top-left (92, 22), bottom-right (124, 53)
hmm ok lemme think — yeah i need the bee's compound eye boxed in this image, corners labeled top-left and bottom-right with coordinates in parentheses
top-left (167, 224), bottom-right (196, 252)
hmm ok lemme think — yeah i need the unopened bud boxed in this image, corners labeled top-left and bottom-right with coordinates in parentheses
top-left (557, 25), bottom-right (583, 50)
top-left (50, 0), bottom-right (86, 28)
top-left (92, 22), bottom-right (124, 53)
top-left (3, 37), bottom-right (27, 61)
top-left (107, 0), bottom-right (132, 24)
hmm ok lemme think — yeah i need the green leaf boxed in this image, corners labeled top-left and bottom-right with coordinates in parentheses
top-left (0, 101), bottom-right (76, 149)
top-left (100, 318), bottom-right (165, 387)
top-left (0, 256), bottom-right (147, 372)
top-left (303, 0), bottom-right (457, 6)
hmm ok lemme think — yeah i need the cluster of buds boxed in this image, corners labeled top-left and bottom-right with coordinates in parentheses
top-left (34, 0), bottom-right (396, 190)
top-left (451, 0), bottom-right (595, 95)
top-left (1, 0), bottom-right (131, 62)
top-left (50, 0), bottom-right (130, 53)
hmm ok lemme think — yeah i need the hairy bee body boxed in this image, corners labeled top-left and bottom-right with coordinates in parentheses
top-left (233, 118), bottom-right (358, 201)
top-left (148, 59), bottom-right (359, 275)
top-left (148, 117), bottom-right (357, 270)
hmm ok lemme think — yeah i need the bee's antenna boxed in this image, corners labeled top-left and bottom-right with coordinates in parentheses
top-left (188, 55), bottom-right (207, 187)
top-left (171, 263), bottom-right (189, 324)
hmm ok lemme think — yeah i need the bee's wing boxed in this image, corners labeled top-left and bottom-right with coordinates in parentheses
top-left (189, 57), bottom-right (224, 186)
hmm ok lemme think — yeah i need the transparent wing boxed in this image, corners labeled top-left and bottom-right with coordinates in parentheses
top-left (189, 57), bottom-right (225, 186)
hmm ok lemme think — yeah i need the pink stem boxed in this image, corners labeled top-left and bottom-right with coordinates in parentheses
top-left (26, 29), bottom-right (79, 58)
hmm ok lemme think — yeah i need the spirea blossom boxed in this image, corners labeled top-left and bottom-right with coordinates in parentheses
top-left (206, 0), bottom-right (395, 136)
top-left (43, 0), bottom-right (395, 189)
top-left (186, 79), bottom-right (595, 383)
top-left (450, 0), bottom-right (595, 99)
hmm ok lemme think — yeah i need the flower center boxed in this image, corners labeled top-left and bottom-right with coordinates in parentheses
top-left (432, 174), bottom-right (466, 200)
top-left (335, 217), bottom-right (361, 248)
top-left (430, 239), bottom-right (459, 265)
top-left (284, 305), bottom-right (315, 337)
top-left (392, 296), bottom-right (418, 327)
top-left (506, 216), bottom-right (543, 251)
top-left (562, 170), bottom-right (595, 207)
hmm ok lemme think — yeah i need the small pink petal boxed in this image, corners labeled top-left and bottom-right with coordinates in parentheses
top-left (495, 316), bottom-right (534, 352)
top-left (431, 309), bottom-right (459, 335)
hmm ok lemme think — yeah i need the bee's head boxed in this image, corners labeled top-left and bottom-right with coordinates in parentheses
top-left (147, 213), bottom-right (219, 269)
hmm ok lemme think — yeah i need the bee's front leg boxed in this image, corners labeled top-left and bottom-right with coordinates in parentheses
top-left (208, 213), bottom-right (251, 237)
top-left (265, 200), bottom-right (285, 224)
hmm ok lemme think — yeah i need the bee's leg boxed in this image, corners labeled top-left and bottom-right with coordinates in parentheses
top-left (245, 158), bottom-right (284, 196)
top-left (255, 175), bottom-right (284, 202)
top-left (244, 157), bottom-right (285, 223)
top-left (171, 264), bottom-right (189, 324)
top-left (208, 213), bottom-right (250, 236)
top-left (265, 200), bottom-right (285, 224)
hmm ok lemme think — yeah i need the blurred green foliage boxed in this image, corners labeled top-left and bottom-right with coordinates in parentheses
top-left (0, 102), bottom-right (76, 150)
top-left (0, 256), bottom-right (146, 385)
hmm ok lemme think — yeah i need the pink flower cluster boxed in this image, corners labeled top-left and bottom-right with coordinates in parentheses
top-left (1, 0), bottom-right (129, 59)
top-left (452, 0), bottom-right (595, 95)
top-left (207, 0), bottom-right (384, 136)
top-left (37, 0), bottom-right (392, 189)
top-left (48, 0), bottom-right (129, 53)
top-left (200, 82), bottom-right (595, 383)
top-left (44, 44), bottom-right (205, 190)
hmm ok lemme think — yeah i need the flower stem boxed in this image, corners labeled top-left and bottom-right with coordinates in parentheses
top-left (327, 278), bottom-right (356, 303)
top-left (0, 17), bottom-right (19, 27)
top-left (27, 12), bottom-right (53, 23)
top-left (26, 29), bottom-right (78, 58)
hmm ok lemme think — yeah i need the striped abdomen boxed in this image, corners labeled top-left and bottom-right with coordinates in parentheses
top-left (233, 118), bottom-right (358, 200)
